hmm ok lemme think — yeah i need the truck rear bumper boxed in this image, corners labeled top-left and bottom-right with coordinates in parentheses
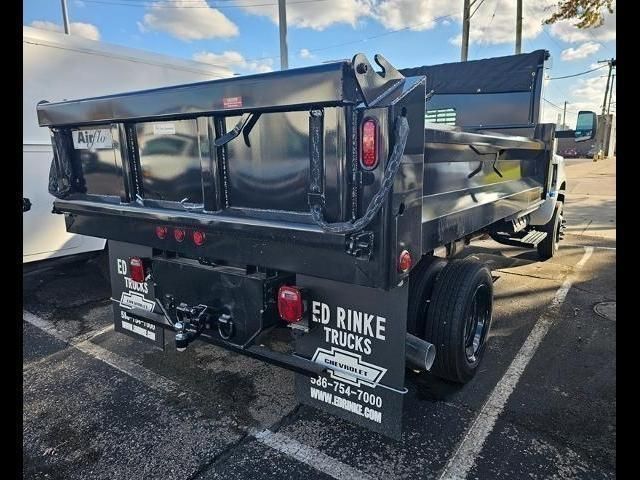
top-left (59, 200), bottom-right (391, 288)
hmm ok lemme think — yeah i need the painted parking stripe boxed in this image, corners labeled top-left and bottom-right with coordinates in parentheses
top-left (562, 243), bottom-right (616, 251)
top-left (439, 247), bottom-right (594, 480)
top-left (23, 310), bottom-right (179, 395)
top-left (253, 429), bottom-right (373, 480)
top-left (23, 310), bottom-right (371, 480)
top-left (23, 320), bottom-right (114, 373)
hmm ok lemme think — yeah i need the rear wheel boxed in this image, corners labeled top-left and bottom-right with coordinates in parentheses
top-left (537, 201), bottom-right (564, 260)
top-left (407, 255), bottom-right (447, 338)
top-left (424, 258), bottom-right (493, 383)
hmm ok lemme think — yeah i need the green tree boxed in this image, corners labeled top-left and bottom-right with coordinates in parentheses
top-left (544, 0), bottom-right (614, 28)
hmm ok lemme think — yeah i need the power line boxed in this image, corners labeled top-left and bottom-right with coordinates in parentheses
top-left (543, 98), bottom-right (578, 113)
top-left (546, 64), bottom-right (608, 80)
top-left (470, 0), bottom-right (488, 19)
top-left (243, 12), bottom-right (458, 63)
top-left (80, 0), bottom-right (328, 8)
top-left (487, 0), bottom-right (500, 26)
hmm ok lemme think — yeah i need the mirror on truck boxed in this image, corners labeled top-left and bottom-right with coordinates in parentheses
top-left (575, 111), bottom-right (597, 142)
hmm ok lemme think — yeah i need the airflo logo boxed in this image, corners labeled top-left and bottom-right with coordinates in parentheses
top-left (72, 129), bottom-right (113, 150)
top-left (312, 347), bottom-right (387, 388)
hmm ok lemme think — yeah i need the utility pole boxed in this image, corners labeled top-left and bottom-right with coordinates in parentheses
top-left (562, 101), bottom-right (568, 130)
top-left (606, 73), bottom-right (615, 115)
top-left (515, 0), bottom-right (522, 54)
top-left (598, 58), bottom-right (615, 115)
top-left (61, 0), bottom-right (70, 34)
top-left (278, 0), bottom-right (289, 70)
top-left (595, 58), bottom-right (615, 160)
top-left (461, 0), bottom-right (470, 61)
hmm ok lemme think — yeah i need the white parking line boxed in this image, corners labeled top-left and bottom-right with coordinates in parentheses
top-left (23, 310), bottom-right (370, 480)
top-left (253, 429), bottom-right (373, 480)
top-left (23, 310), bottom-right (179, 394)
top-left (562, 243), bottom-right (616, 251)
top-left (439, 246), bottom-right (593, 480)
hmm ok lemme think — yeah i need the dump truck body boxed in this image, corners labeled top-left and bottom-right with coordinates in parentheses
top-left (37, 51), bottom-right (568, 438)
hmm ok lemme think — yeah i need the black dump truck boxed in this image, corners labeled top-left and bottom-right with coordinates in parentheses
top-left (37, 50), bottom-right (597, 439)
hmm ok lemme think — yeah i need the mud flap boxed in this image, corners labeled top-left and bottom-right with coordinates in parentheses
top-left (108, 240), bottom-right (164, 349)
top-left (295, 275), bottom-right (408, 439)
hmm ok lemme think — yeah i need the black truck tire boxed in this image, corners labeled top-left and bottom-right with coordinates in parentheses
top-left (424, 258), bottom-right (493, 384)
top-left (537, 201), bottom-right (563, 260)
top-left (407, 255), bottom-right (448, 338)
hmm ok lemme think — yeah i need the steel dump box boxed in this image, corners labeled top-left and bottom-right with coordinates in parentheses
top-left (37, 51), bottom-right (555, 438)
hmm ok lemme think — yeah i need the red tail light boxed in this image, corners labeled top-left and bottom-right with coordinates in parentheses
top-left (174, 228), bottom-right (186, 242)
top-left (155, 226), bottom-right (168, 239)
top-left (192, 230), bottom-right (206, 246)
top-left (277, 286), bottom-right (304, 323)
top-left (361, 118), bottom-right (378, 169)
top-left (398, 250), bottom-right (412, 273)
top-left (130, 257), bottom-right (146, 283)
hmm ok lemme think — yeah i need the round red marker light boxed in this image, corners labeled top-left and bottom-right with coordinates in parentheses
top-left (192, 230), bottom-right (206, 246)
top-left (155, 226), bottom-right (168, 239)
top-left (174, 228), bottom-right (186, 243)
top-left (398, 250), bottom-right (412, 273)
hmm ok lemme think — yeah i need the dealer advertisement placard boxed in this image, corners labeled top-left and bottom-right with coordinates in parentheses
top-left (108, 240), bottom-right (164, 349)
top-left (295, 275), bottom-right (408, 439)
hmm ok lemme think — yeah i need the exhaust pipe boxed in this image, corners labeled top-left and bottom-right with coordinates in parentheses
top-left (406, 333), bottom-right (436, 371)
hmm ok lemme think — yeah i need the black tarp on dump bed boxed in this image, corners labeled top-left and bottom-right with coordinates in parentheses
top-left (399, 50), bottom-right (548, 131)
top-left (399, 49), bottom-right (548, 95)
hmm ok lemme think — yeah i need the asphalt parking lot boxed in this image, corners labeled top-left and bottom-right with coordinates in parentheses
top-left (22, 158), bottom-right (616, 480)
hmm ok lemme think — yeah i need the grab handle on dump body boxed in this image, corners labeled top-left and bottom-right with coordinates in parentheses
top-left (308, 113), bottom-right (410, 234)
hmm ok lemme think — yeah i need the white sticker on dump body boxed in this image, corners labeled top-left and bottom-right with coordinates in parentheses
top-left (72, 129), bottom-right (113, 150)
top-left (152, 123), bottom-right (176, 135)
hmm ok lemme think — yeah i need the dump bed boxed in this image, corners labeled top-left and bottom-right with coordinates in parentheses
top-left (38, 52), bottom-right (555, 290)
top-left (37, 52), bottom-right (558, 439)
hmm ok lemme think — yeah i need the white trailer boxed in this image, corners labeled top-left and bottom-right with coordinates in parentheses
top-left (23, 26), bottom-right (230, 263)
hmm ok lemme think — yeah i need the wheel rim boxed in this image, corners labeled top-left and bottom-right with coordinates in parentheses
top-left (463, 284), bottom-right (492, 364)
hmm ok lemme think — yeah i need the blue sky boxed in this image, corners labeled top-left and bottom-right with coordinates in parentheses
top-left (23, 0), bottom-right (616, 125)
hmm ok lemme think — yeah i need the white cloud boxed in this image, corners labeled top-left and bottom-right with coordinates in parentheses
top-left (29, 20), bottom-right (100, 40)
top-left (448, 34), bottom-right (461, 47)
top-left (193, 50), bottom-right (273, 76)
top-left (573, 75), bottom-right (615, 109)
top-left (371, 0), bottom-right (455, 31)
top-left (561, 42), bottom-right (601, 61)
top-left (143, 0), bottom-right (238, 41)
top-left (241, 0), bottom-right (371, 31)
top-left (464, 0), bottom-right (559, 46)
top-left (237, 0), bottom-right (614, 51)
top-left (299, 48), bottom-right (314, 59)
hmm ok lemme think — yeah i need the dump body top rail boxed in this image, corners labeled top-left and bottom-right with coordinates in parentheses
top-left (37, 61), bottom-right (358, 127)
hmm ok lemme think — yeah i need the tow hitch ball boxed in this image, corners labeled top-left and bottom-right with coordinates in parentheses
top-left (174, 303), bottom-right (210, 352)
